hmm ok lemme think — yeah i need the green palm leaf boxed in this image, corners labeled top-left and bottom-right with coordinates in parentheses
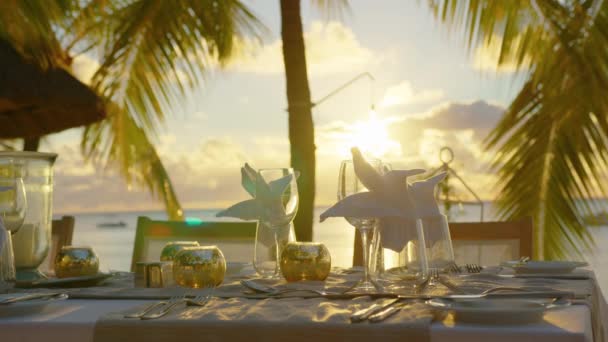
top-left (0, 0), bottom-right (77, 68)
top-left (82, 103), bottom-right (183, 220)
top-left (1, 0), bottom-right (265, 220)
top-left (76, 0), bottom-right (265, 220)
top-left (427, 0), bottom-right (608, 259)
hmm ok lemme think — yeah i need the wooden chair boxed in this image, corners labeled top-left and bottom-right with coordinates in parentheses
top-left (45, 216), bottom-right (75, 271)
top-left (450, 217), bottom-right (533, 265)
top-left (352, 217), bottom-right (533, 267)
top-left (130, 216), bottom-right (257, 272)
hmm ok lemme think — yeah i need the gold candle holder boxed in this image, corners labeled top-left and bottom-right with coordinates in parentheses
top-left (54, 246), bottom-right (99, 278)
top-left (160, 241), bottom-right (200, 261)
top-left (172, 246), bottom-right (226, 288)
top-left (280, 242), bottom-right (331, 282)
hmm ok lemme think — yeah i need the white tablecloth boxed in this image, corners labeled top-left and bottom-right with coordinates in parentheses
top-left (0, 298), bottom-right (594, 342)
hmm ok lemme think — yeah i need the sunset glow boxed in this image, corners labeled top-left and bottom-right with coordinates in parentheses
top-left (336, 110), bottom-right (400, 158)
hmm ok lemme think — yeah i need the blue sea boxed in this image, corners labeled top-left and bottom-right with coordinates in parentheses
top-left (63, 204), bottom-right (608, 296)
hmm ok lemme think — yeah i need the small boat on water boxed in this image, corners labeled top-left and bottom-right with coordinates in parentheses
top-left (97, 221), bottom-right (127, 229)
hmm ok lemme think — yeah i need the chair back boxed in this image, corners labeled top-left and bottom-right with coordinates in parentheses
top-left (450, 217), bottom-right (533, 266)
top-left (46, 216), bottom-right (75, 271)
top-left (130, 216), bottom-right (257, 271)
top-left (352, 217), bottom-right (533, 267)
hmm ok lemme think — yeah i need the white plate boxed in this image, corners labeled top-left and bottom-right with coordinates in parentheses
top-left (501, 261), bottom-right (588, 274)
top-left (427, 297), bottom-right (566, 324)
top-left (0, 293), bottom-right (68, 317)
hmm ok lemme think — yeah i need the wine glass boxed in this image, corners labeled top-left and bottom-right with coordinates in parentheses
top-left (338, 159), bottom-right (382, 293)
top-left (0, 160), bottom-right (27, 285)
top-left (253, 168), bottom-right (298, 279)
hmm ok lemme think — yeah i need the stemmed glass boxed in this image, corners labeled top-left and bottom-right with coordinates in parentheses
top-left (253, 168), bottom-right (298, 279)
top-left (0, 160), bottom-right (27, 285)
top-left (338, 159), bottom-right (382, 293)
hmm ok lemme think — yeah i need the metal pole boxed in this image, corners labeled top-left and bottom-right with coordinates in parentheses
top-left (313, 72), bottom-right (375, 108)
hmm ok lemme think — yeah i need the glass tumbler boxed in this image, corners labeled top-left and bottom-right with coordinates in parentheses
top-left (421, 214), bottom-right (454, 273)
top-left (1, 152), bottom-right (57, 281)
top-left (371, 218), bottom-right (428, 292)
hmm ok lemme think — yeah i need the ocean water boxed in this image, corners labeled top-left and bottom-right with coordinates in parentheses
top-left (65, 204), bottom-right (608, 296)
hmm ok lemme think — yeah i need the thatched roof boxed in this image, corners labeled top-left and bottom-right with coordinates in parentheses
top-left (0, 40), bottom-right (105, 139)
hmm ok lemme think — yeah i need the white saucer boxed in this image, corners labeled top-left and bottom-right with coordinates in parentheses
top-left (0, 293), bottom-right (68, 317)
top-left (501, 261), bottom-right (588, 274)
top-left (427, 297), bottom-right (567, 324)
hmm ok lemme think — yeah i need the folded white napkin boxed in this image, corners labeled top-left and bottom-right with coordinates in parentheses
top-left (320, 147), bottom-right (448, 252)
top-left (217, 163), bottom-right (298, 223)
top-left (217, 164), bottom-right (298, 247)
top-left (410, 172), bottom-right (446, 217)
top-left (320, 148), bottom-right (423, 222)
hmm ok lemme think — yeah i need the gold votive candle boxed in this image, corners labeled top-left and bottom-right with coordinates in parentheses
top-left (54, 246), bottom-right (99, 278)
top-left (172, 246), bottom-right (226, 288)
top-left (280, 242), bottom-right (331, 282)
top-left (160, 241), bottom-right (200, 261)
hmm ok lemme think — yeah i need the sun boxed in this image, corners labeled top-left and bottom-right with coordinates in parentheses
top-left (337, 110), bottom-right (400, 158)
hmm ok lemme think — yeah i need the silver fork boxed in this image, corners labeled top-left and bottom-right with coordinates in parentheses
top-left (186, 294), bottom-right (212, 307)
top-left (449, 263), bottom-right (462, 274)
top-left (140, 295), bottom-right (186, 320)
top-left (124, 299), bottom-right (170, 319)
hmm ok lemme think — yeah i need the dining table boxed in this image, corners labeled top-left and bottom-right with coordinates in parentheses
top-left (0, 266), bottom-right (606, 342)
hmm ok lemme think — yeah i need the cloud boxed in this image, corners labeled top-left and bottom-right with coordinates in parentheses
top-left (472, 34), bottom-right (531, 73)
top-left (386, 100), bottom-right (505, 198)
top-left (408, 100), bottom-right (505, 139)
top-left (50, 100), bottom-right (506, 213)
top-left (380, 81), bottom-right (444, 108)
top-left (225, 21), bottom-right (376, 75)
top-left (51, 136), bottom-right (289, 213)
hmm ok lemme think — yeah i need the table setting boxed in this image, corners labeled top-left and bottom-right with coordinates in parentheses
top-left (0, 149), bottom-right (606, 342)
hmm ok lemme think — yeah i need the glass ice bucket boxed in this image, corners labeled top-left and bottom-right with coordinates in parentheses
top-left (0, 152), bottom-right (57, 281)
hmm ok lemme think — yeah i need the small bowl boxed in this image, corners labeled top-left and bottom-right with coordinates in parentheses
top-left (280, 242), bottom-right (331, 282)
top-left (54, 246), bottom-right (99, 278)
top-left (160, 241), bottom-right (200, 261)
top-left (173, 246), bottom-right (226, 288)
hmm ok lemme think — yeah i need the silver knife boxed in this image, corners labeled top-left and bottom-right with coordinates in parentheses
top-left (350, 298), bottom-right (399, 323)
top-left (368, 302), bottom-right (412, 322)
top-left (0, 292), bottom-right (66, 305)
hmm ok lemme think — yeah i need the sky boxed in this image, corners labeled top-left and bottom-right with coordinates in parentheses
top-left (45, 0), bottom-right (527, 214)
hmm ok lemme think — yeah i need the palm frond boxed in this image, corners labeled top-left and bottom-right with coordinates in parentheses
top-left (311, 0), bottom-right (351, 19)
top-left (77, 0), bottom-right (264, 220)
top-left (426, 0), bottom-right (546, 73)
top-left (428, 0), bottom-right (608, 259)
top-left (82, 103), bottom-right (183, 220)
top-left (0, 0), bottom-right (79, 68)
top-left (89, 0), bottom-right (265, 134)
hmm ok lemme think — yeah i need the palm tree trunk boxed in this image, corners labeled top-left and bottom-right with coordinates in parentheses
top-left (23, 137), bottom-right (41, 151)
top-left (280, 0), bottom-right (315, 242)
